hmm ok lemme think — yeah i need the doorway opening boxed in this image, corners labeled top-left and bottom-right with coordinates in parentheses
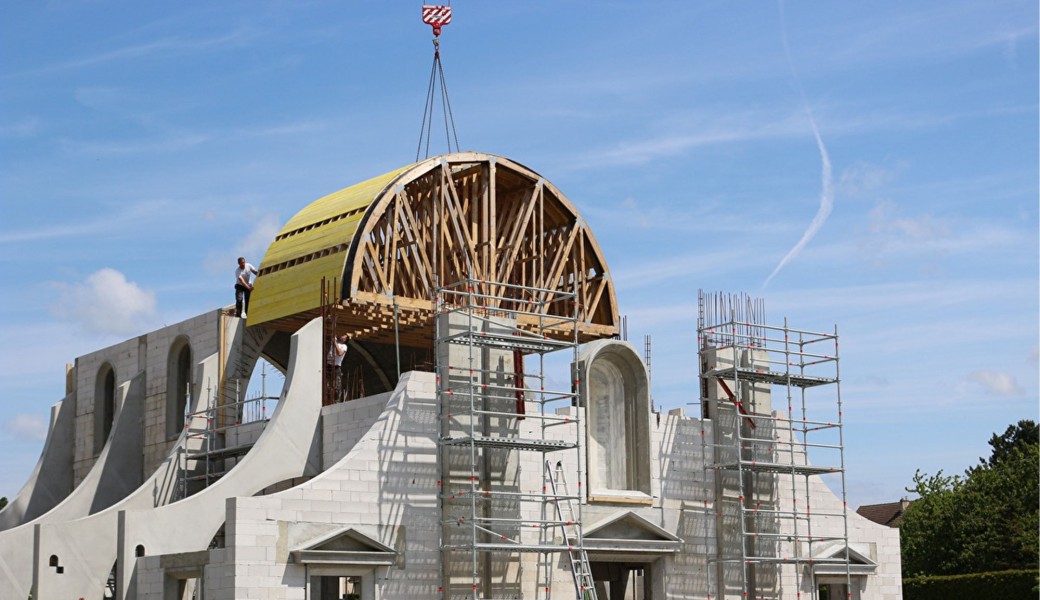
top-left (590, 561), bottom-right (652, 599)
top-left (310, 574), bottom-right (365, 600)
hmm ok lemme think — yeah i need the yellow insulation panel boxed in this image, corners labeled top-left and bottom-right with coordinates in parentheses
top-left (248, 253), bottom-right (348, 325)
top-left (279, 168), bottom-right (408, 233)
top-left (248, 165), bottom-right (413, 326)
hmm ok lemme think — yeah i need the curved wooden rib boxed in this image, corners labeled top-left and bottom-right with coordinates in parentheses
top-left (345, 154), bottom-right (618, 340)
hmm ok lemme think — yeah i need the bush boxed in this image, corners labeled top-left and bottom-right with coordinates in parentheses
top-left (902, 569), bottom-right (1038, 600)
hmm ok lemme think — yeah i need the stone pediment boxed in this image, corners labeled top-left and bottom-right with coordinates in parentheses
top-left (812, 543), bottom-right (878, 576)
top-left (289, 526), bottom-right (396, 566)
top-left (582, 511), bottom-right (682, 555)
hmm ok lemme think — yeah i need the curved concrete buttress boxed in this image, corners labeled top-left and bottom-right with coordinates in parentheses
top-left (0, 395), bottom-right (75, 531)
top-left (16, 350), bottom-right (222, 600)
top-left (0, 370), bottom-right (147, 599)
top-left (38, 317), bottom-right (323, 600)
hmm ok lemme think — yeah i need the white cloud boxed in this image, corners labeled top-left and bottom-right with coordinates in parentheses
top-left (28, 28), bottom-right (259, 75)
top-left (966, 370), bottom-right (1024, 397)
top-left (838, 161), bottom-right (902, 196)
top-left (568, 111), bottom-right (804, 169)
top-left (5, 414), bottom-right (47, 441)
top-left (859, 201), bottom-right (965, 269)
top-left (50, 268), bottom-right (158, 336)
top-left (72, 86), bottom-right (128, 111)
top-left (0, 200), bottom-right (168, 245)
top-left (59, 133), bottom-right (211, 157)
top-left (0, 117), bottom-right (41, 138)
top-left (237, 214), bottom-right (283, 259)
top-left (613, 248), bottom-right (769, 292)
top-left (869, 201), bottom-right (951, 241)
top-left (204, 214), bottom-right (282, 274)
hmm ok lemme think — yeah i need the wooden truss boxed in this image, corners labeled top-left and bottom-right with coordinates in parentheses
top-left (338, 153), bottom-right (619, 346)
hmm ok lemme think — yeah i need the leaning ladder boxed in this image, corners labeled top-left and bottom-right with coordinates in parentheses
top-left (545, 460), bottom-right (598, 600)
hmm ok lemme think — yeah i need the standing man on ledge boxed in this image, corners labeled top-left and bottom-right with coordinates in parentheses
top-left (327, 333), bottom-right (349, 402)
top-left (234, 257), bottom-right (258, 318)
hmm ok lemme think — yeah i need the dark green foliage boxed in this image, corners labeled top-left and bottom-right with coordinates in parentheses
top-left (983, 420), bottom-right (1039, 467)
top-left (0, 496), bottom-right (6, 510)
top-left (900, 421), bottom-right (1039, 578)
top-left (902, 569), bottom-right (1039, 600)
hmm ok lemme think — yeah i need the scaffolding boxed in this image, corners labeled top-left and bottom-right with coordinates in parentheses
top-left (436, 279), bottom-right (597, 600)
top-left (178, 372), bottom-right (279, 500)
top-left (320, 276), bottom-right (341, 406)
top-left (697, 291), bottom-right (851, 600)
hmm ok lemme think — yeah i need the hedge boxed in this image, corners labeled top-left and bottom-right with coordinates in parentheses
top-left (903, 569), bottom-right (1038, 600)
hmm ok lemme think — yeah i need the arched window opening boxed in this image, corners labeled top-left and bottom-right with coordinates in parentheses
top-left (238, 356), bottom-right (285, 425)
top-left (580, 341), bottom-right (652, 500)
top-left (94, 364), bottom-right (116, 454)
top-left (166, 337), bottom-right (193, 439)
top-left (135, 544), bottom-right (146, 557)
top-left (589, 359), bottom-right (631, 490)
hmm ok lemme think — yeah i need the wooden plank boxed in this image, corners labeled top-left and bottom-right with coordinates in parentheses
top-left (494, 181), bottom-right (541, 294)
top-left (397, 189), bottom-right (435, 294)
top-left (539, 222), bottom-right (579, 306)
top-left (439, 163), bottom-right (477, 279)
top-left (387, 196), bottom-right (401, 295)
top-left (362, 239), bottom-right (390, 294)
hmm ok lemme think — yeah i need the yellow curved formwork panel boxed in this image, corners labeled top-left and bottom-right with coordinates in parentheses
top-left (248, 166), bottom-right (411, 326)
top-left (247, 152), bottom-right (620, 340)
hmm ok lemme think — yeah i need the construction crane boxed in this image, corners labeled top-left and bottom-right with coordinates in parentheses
top-left (416, 4), bottom-right (460, 161)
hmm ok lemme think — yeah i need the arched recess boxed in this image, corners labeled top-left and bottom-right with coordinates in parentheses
top-left (93, 363), bottom-right (116, 455)
top-left (250, 152), bottom-right (619, 347)
top-left (166, 336), bottom-right (193, 439)
top-left (577, 340), bottom-right (652, 501)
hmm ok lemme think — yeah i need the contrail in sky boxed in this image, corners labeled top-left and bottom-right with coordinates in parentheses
top-left (763, 1), bottom-right (835, 289)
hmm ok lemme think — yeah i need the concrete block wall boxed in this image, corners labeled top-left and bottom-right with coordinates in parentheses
top-left (510, 404), bottom-right (718, 598)
top-left (140, 310), bottom-right (222, 474)
top-left (133, 555), bottom-right (164, 597)
top-left (70, 309), bottom-right (225, 485)
top-left (777, 473), bottom-right (903, 600)
top-left (116, 317), bottom-right (323, 600)
top-left (321, 390), bottom-right (392, 468)
top-left (656, 409), bottom-right (717, 597)
top-left (73, 334), bottom-right (145, 483)
top-left (19, 311), bottom-right (292, 600)
top-left (126, 366), bottom-right (897, 600)
top-left (16, 310), bottom-right (901, 600)
top-left (184, 371), bottom-right (441, 600)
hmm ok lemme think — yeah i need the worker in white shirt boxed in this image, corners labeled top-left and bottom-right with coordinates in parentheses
top-left (327, 334), bottom-right (349, 401)
top-left (234, 257), bottom-right (259, 318)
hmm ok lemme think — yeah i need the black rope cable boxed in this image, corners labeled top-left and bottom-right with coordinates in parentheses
top-left (415, 34), bottom-right (460, 161)
top-left (437, 54), bottom-right (460, 152)
top-left (416, 49), bottom-right (439, 162)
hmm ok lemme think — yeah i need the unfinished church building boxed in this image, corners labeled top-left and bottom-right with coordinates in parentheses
top-left (0, 152), bottom-right (902, 600)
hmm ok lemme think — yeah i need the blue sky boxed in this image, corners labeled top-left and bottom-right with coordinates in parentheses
top-left (1, 1), bottom-right (1036, 507)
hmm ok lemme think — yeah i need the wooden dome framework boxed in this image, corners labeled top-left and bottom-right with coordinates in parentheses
top-left (251, 152), bottom-right (619, 347)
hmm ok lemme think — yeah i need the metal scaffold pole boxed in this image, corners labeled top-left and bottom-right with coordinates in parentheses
top-left (696, 290), bottom-right (850, 600)
top-left (435, 278), bottom-right (596, 599)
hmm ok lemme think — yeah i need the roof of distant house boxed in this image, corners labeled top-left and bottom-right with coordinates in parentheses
top-left (856, 499), bottom-right (913, 528)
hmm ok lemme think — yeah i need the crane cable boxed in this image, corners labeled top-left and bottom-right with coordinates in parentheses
top-left (416, 4), bottom-right (460, 162)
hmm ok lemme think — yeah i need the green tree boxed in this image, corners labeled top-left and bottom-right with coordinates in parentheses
top-left (0, 496), bottom-right (6, 510)
top-left (982, 420), bottom-right (1039, 467)
top-left (900, 421), bottom-right (1040, 577)
top-left (900, 470), bottom-right (964, 576)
